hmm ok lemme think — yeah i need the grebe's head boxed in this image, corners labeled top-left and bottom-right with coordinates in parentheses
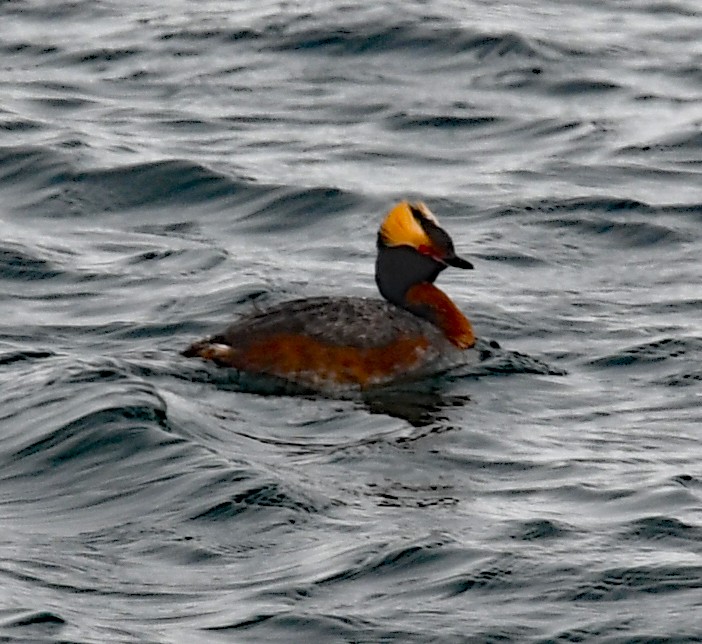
top-left (378, 201), bottom-right (473, 269)
top-left (375, 201), bottom-right (473, 306)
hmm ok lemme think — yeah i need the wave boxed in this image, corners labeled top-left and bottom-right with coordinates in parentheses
top-left (267, 26), bottom-right (550, 59)
top-left (0, 349), bottom-right (55, 367)
top-left (587, 336), bottom-right (702, 369)
top-left (0, 243), bottom-right (65, 281)
top-left (498, 196), bottom-right (655, 218)
top-left (622, 515), bottom-right (702, 543)
top-left (566, 564), bottom-right (702, 601)
top-left (0, 351), bottom-right (333, 524)
top-left (206, 613), bottom-right (384, 640)
top-left (498, 196), bottom-right (702, 231)
top-left (658, 370), bottom-right (702, 387)
top-left (386, 113), bottom-right (505, 132)
top-left (0, 40), bottom-right (61, 58)
top-left (617, 128), bottom-right (702, 165)
top-left (496, 196), bottom-right (693, 248)
top-left (159, 18), bottom-right (563, 62)
top-left (547, 216), bottom-right (685, 247)
top-left (0, 146), bottom-right (363, 229)
top-left (0, 610), bottom-right (66, 642)
top-left (508, 518), bottom-right (572, 541)
top-left (190, 479), bottom-right (324, 520)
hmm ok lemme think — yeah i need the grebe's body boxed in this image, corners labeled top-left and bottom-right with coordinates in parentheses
top-left (183, 201), bottom-right (476, 390)
top-left (184, 296), bottom-right (465, 389)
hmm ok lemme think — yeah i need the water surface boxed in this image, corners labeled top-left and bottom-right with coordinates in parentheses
top-left (1, 1), bottom-right (701, 641)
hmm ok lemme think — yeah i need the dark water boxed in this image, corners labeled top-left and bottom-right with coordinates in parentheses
top-left (2, 1), bottom-right (702, 641)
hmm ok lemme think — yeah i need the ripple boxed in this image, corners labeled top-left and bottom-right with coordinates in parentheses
top-left (314, 536), bottom-right (462, 587)
top-left (190, 480), bottom-right (324, 520)
top-left (453, 343), bottom-right (567, 377)
top-left (205, 612), bottom-right (379, 641)
top-left (0, 610), bottom-right (66, 628)
top-left (566, 564), bottom-right (702, 601)
top-left (549, 78), bottom-right (622, 95)
top-left (266, 23), bottom-right (555, 60)
top-left (155, 12), bottom-right (565, 64)
top-left (622, 516), bottom-right (702, 544)
top-left (587, 336), bottom-right (702, 368)
top-left (441, 554), bottom-right (528, 596)
top-left (387, 112), bottom-right (504, 131)
top-left (0, 244), bottom-right (64, 281)
top-left (0, 349), bottom-right (55, 367)
top-left (619, 128), bottom-right (702, 164)
top-left (0, 609), bottom-right (67, 641)
top-left (508, 518), bottom-right (572, 542)
top-left (506, 197), bottom-right (690, 247)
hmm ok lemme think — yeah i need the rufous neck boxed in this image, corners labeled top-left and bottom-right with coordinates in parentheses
top-left (403, 283), bottom-right (475, 349)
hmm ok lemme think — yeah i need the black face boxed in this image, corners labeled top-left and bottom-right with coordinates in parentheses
top-left (375, 244), bottom-right (446, 307)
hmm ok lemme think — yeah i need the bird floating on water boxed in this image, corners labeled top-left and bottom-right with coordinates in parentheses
top-left (183, 201), bottom-right (477, 390)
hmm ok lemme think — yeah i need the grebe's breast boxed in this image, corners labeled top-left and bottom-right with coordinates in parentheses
top-left (184, 296), bottom-right (463, 390)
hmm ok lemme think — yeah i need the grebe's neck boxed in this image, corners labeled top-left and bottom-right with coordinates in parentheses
top-left (403, 282), bottom-right (475, 349)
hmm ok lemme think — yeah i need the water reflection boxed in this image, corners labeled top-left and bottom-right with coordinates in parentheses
top-left (362, 386), bottom-right (471, 428)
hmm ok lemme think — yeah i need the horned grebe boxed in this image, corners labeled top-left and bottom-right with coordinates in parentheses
top-left (183, 201), bottom-right (476, 390)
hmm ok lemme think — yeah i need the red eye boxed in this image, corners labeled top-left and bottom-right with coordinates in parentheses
top-left (418, 243), bottom-right (444, 262)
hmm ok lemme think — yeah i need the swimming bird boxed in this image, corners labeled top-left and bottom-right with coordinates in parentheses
top-left (183, 201), bottom-right (476, 390)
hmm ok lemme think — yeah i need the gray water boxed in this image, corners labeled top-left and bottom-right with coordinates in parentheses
top-left (1, 1), bottom-right (701, 642)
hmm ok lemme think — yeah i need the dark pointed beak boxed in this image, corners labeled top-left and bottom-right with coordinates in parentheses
top-left (445, 254), bottom-right (473, 269)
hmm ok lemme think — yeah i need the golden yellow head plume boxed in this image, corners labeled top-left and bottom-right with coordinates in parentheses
top-left (377, 200), bottom-right (473, 269)
top-left (378, 201), bottom-right (439, 250)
